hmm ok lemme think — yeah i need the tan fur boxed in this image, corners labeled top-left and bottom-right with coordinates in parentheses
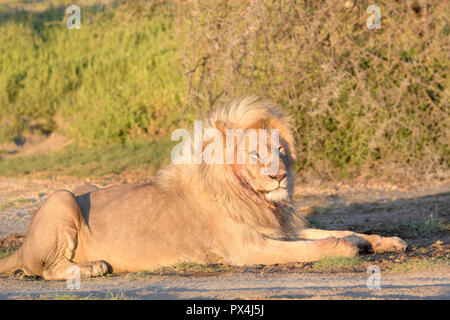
top-left (0, 96), bottom-right (407, 279)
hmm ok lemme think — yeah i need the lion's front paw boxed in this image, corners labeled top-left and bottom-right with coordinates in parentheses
top-left (365, 235), bottom-right (408, 253)
top-left (80, 260), bottom-right (110, 278)
top-left (385, 236), bottom-right (408, 252)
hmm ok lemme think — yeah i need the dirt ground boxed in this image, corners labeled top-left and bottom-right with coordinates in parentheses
top-left (0, 174), bottom-right (449, 300)
top-left (0, 272), bottom-right (448, 300)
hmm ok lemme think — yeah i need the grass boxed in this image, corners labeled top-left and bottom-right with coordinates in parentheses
top-left (169, 262), bottom-right (231, 274)
top-left (310, 256), bottom-right (364, 272)
top-left (0, 138), bottom-right (174, 177)
top-left (0, 248), bottom-right (16, 259)
top-left (0, 198), bottom-right (35, 212)
top-left (380, 218), bottom-right (450, 237)
top-left (385, 255), bottom-right (450, 274)
top-left (0, 0), bottom-right (187, 145)
top-left (403, 219), bottom-right (450, 236)
top-left (32, 294), bottom-right (99, 300)
top-left (104, 291), bottom-right (134, 300)
top-left (19, 290), bottom-right (134, 300)
top-left (127, 262), bottom-right (232, 279)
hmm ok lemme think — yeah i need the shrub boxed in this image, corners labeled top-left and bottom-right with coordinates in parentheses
top-left (181, 0), bottom-right (449, 179)
top-left (0, 0), bottom-right (187, 145)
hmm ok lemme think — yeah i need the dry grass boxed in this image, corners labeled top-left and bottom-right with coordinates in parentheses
top-left (0, 248), bottom-right (15, 259)
top-left (16, 290), bottom-right (134, 300)
top-left (127, 262), bottom-right (232, 279)
top-left (385, 255), bottom-right (449, 273)
top-left (310, 256), bottom-right (364, 272)
top-left (181, 0), bottom-right (449, 180)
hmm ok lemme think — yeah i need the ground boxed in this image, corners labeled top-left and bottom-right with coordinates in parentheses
top-left (0, 175), bottom-right (449, 300)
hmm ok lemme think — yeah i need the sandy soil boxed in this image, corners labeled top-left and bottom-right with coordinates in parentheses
top-left (0, 272), bottom-right (448, 300)
top-left (0, 175), bottom-right (449, 300)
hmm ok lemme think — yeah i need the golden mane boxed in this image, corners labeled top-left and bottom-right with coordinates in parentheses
top-left (156, 96), bottom-right (306, 240)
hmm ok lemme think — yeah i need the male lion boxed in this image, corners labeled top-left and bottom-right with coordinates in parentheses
top-left (0, 96), bottom-right (407, 279)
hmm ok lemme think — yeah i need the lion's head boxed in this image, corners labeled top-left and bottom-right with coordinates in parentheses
top-left (226, 124), bottom-right (294, 203)
top-left (203, 96), bottom-right (297, 204)
top-left (158, 96), bottom-right (304, 237)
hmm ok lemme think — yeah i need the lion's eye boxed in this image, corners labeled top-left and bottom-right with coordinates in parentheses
top-left (278, 146), bottom-right (285, 154)
top-left (249, 151), bottom-right (259, 159)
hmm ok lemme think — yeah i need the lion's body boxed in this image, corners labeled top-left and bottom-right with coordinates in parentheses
top-left (73, 181), bottom-right (247, 271)
top-left (75, 183), bottom-right (211, 272)
top-left (0, 97), bottom-right (407, 279)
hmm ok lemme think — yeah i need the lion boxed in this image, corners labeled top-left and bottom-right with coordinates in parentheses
top-left (0, 96), bottom-right (407, 280)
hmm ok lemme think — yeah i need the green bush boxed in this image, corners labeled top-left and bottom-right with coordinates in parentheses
top-left (0, 0), bottom-right (187, 145)
top-left (181, 0), bottom-right (449, 179)
top-left (0, 0), bottom-right (448, 179)
top-left (0, 138), bottom-right (174, 177)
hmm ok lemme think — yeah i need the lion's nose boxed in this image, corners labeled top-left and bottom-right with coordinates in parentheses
top-left (269, 173), bottom-right (286, 182)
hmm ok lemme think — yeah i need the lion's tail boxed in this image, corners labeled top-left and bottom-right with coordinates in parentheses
top-left (0, 249), bottom-right (21, 275)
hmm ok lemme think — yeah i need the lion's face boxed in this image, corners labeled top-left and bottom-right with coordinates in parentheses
top-left (231, 127), bottom-right (294, 203)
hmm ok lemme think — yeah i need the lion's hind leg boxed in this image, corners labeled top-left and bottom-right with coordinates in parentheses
top-left (41, 228), bottom-right (110, 280)
top-left (20, 190), bottom-right (109, 280)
